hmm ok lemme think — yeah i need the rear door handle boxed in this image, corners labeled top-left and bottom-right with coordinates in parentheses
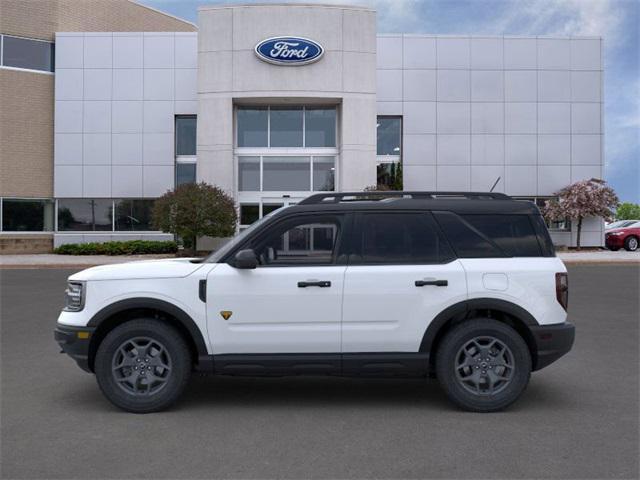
top-left (415, 279), bottom-right (448, 287)
top-left (298, 280), bottom-right (331, 288)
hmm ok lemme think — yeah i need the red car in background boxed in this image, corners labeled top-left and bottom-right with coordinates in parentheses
top-left (605, 221), bottom-right (640, 251)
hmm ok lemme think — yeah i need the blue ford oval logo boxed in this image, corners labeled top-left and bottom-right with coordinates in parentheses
top-left (255, 37), bottom-right (324, 66)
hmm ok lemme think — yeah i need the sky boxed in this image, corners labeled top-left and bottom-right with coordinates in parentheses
top-left (140, 0), bottom-right (639, 203)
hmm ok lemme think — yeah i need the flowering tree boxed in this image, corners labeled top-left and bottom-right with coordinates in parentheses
top-left (543, 179), bottom-right (619, 250)
top-left (152, 182), bottom-right (237, 252)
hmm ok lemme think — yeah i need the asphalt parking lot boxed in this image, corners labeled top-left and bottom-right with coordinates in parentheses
top-left (1, 265), bottom-right (638, 479)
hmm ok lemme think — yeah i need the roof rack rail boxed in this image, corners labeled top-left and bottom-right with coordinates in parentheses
top-left (298, 191), bottom-right (510, 205)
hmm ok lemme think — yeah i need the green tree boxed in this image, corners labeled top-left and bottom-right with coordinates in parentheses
top-left (152, 182), bottom-right (237, 252)
top-left (615, 202), bottom-right (640, 220)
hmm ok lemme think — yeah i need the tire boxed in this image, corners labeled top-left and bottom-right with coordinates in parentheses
top-left (436, 318), bottom-right (531, 412)
top-left (95, 319), bottom-right (192, 413)
top-left (624, 236), bottom-right (638, 252)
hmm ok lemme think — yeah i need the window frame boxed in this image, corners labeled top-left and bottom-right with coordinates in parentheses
top-left (348, 211), bottom-right (457, 266)
top-left (0, 34), bottom-right (55, 75)
top-left (513, 197), bottom-right (572, 232)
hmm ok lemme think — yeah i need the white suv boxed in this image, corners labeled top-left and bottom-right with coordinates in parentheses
top-left (55, 191), bottom-right (574, 413)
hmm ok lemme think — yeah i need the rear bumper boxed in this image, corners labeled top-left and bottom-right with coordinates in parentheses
top-left (54, 324), bottom-right (95, 373)
top-left (530, 322), bottom-right (575, 371)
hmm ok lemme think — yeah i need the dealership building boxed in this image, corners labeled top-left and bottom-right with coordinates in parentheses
top-left (0, 1), bottom-right (605, 252)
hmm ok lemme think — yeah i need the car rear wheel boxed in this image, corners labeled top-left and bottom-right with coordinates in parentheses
top-left (624, 236), bottom-right (638, 251)
top-left (95, 319), bottom-right (191, 413)
top-left (436, 318), bottom-right (531, 412)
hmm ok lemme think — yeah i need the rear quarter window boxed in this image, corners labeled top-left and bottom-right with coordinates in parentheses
top-left (434, 212), bottom-right (544, 258)
top-left (461, 214), bottom-right (542, 257)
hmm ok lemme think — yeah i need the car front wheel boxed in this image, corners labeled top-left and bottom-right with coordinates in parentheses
top-left (624, 236), bottom-right (638, 251)
top-left (436, 318), bottom-right (531, 412)
top-left (95, 319), bottom-right (192, 413)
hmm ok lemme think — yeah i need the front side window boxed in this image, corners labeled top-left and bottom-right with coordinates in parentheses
top-left (250, 215), bottom-right (342, 266)
top-left (57, 199), bottom-right (112, 231)
top-left (353, 212), bottom-right (454, 264)
top-left (1, 198), bottom-right (54, 231)
top-left (114, 199), bottom-right (155, 231)
top-left (1, 35), bottom-right (54, 72)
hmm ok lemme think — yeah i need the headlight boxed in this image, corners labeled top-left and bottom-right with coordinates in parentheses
top-left (608, 231), bottom-right (624, 236)
top-left (63, 281), bottom-right (85, 312)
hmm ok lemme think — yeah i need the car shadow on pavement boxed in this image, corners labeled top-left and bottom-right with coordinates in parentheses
top-left (59, 374), bottom-right (572, 414)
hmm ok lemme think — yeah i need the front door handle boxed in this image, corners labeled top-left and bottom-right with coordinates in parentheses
top-left (298, 280), bottom-right (331, 288)
top-left (415, 279), bottom-right (448, 287)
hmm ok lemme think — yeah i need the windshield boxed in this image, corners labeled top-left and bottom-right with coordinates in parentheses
top-left (203, 207), bottom-right (288, 263)
top-left (607, 220), bottom-right (636, 229)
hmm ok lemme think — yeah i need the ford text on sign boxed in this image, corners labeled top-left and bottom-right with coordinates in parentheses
top-left (255, 37), bottom-right (324, 66)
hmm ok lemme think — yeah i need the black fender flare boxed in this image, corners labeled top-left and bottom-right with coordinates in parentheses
top-left (419, 298), bottom-right (538, 353)
top-left (87, 297), bottom-right (209, 357)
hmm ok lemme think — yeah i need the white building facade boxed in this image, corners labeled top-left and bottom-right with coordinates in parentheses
top-left (51, 3), bottom-right (604, 248)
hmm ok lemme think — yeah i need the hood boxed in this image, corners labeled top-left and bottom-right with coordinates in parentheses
top-left (69, 258), bottom-right (206, 281)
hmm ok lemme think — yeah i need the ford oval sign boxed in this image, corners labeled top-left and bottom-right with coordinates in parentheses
top-left (255, 37), bottom-right (324, 66)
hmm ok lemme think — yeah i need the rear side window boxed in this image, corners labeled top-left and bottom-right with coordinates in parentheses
top-left (353, 212), bottom-right (455, 264)
top-left (462, 215), bottom-right (542, 257)
top-left (433, 211), bottom-right (504, 258)
top-left (530, 214), bottom-right (556, 257)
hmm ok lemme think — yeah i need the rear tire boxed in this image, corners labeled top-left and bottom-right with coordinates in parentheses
top-left (95, 319), bottom-right (192, 413)
top-left (624, 236), bottom-right (638, 251)
top-left (436, 318), bottom-right (531, 412)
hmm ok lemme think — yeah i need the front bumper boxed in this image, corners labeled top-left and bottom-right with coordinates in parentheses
top-left (530, 322), bottom-right (575, 371)
top-left (605, 235), bottom-right (624, 248)
top-left (54, 324), bottom-right (95, 373)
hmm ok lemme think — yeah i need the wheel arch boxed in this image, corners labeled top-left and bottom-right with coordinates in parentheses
top-left (421, 299), bottom-right (539, 370)
top-left (86, 298), bottom-right (209, 373)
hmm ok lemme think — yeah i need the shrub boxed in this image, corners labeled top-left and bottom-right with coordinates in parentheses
top-left (54, 240), bottom-right (178, 256)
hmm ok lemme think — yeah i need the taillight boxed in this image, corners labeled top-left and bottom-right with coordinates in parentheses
top-left (555, 272), bottom-right (569, 311)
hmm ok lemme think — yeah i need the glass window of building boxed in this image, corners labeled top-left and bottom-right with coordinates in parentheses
top-left (237, 106), bottom-right (337, 148)
top-left (176, 163), bottom-right (196, 187)
top-left (238, 156), bottom-right (260, 191)
top-left (237, 107), bottom-right (268, 147)
top-left (305, 108), bottom-right (336, 147)
top-left (1, 198), bottom-right (54, 231)
top-left (377, 117), bottom-right (402, 156)
top-left (263, 156), bottom-right (311, 191)
top-left (1, 35), bottom-right (54, 72)
top-left (240, 204), bottom-right (260, 226)
top-left (57, 199), bottom-right (112, 231)
top-left (376, 117), bottom-right (403, 190)
top-left (114, 199), bottom-right (155, 231)
top-left (313, 157), bottom-right (335, 191)
top-left (269, 107), bottom-right (304, 147)
top-left (175, 116), bottom-right (196, 156)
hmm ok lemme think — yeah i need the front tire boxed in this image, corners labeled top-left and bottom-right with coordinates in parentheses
top-left (95, 319), bottom-right (192, 413)
top-left (436, 319), bottom-right (531, 412)
top-left (624, 236), bottom-right (638, 251)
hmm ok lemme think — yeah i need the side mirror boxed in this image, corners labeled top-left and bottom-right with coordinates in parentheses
top-left (233, 249), bottom-right (258, 269)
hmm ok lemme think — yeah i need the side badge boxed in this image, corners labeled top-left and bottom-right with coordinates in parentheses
top-left (220, 311), bottom-right (232, 321)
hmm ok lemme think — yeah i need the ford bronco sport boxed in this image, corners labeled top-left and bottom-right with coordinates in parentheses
top-left (55, 191), bottom-right (574, 413)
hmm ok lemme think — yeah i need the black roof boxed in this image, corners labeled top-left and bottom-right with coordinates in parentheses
top-left (280, 191), bottom-right (541, 216)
